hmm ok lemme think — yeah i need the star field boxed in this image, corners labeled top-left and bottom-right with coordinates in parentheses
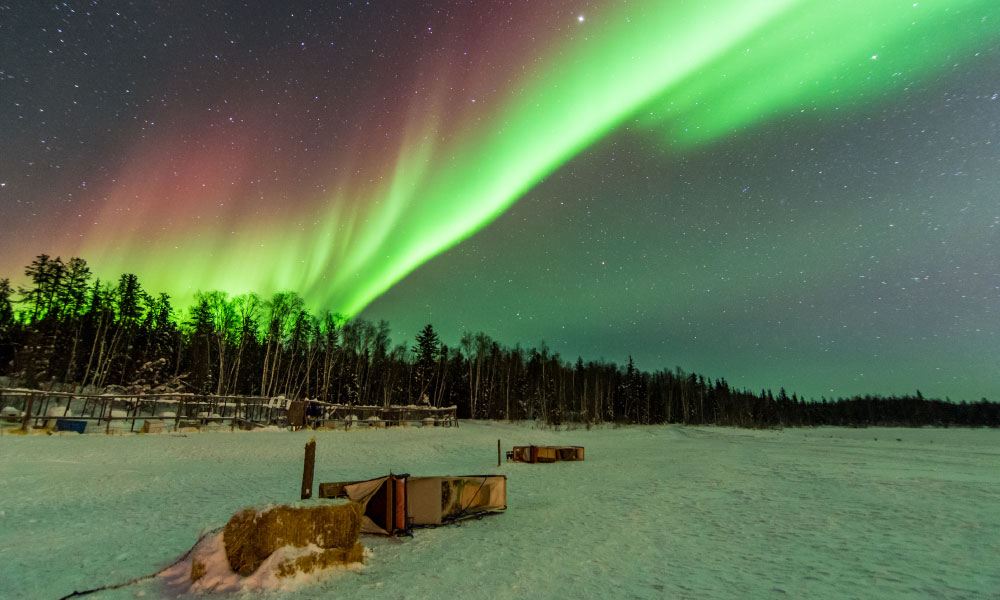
top-left (1, 1), bottom-right (998, 400)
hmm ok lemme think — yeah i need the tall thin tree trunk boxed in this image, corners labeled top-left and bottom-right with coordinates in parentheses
top-left (64, 322), bottom-right (82, 384)
top-left (215, 335), bottom-right (226, 396)
top-left (260, 338), bottom-right (272, 397)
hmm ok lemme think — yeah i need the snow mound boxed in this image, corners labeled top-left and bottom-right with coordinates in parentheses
top-left (160, 531), bottom-right (368, 594)
top-left (1, 405), bottom-right (23, 417)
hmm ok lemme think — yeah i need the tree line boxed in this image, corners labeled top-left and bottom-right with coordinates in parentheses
top-left (1, 254), bottom-right (997, 427)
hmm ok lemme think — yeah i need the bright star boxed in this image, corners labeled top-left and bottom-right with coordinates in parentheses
top-left (577, 14), bottom-right (585, 23)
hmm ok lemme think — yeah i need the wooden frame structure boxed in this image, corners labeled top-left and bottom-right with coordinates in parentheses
top-left (0, 388), bottom-right (457, 433)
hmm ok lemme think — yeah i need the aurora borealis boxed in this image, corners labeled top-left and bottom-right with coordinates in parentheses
top-left (2, 1), bottom-right (999, 400)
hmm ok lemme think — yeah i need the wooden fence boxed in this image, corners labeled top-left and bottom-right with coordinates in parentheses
top-left (0, 388), bottom-right (457, 434)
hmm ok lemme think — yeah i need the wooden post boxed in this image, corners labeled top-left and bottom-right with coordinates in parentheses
top-left (104, 398), bottom-right (112, 435)
top-left (39, 396), bottom-right (51, 427)
top-left (129, 396), bottom-right (138, 432)
top-left (497, 439), bottom-right (501, 467)
top-left (301, 438), bottom-right (316, 500)
top-left (21, 394), bottom-right (35, 432)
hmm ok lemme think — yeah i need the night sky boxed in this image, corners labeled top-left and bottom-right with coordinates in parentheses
top-left (2, 1), bottom-right (998, 401)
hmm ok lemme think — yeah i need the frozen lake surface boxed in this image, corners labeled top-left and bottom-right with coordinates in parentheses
top-left (1, 423), bottom-right (998, 599)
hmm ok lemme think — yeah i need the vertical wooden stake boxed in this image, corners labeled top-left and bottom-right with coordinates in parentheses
top-left (497, 439), bottom-right (501, 467)
top-left (21, 395), bottom-right (35, 432)
top-left (301, 438), bottom-right (316, 500)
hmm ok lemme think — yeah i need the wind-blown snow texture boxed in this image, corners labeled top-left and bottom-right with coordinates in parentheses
top-left (1, 423), bottom-right (998, 599)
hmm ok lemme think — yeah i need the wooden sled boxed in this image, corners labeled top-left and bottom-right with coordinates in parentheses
top-left (317, 474), bottom-right (507, 535)
top-left (508, 445), bottom-right (585, 463)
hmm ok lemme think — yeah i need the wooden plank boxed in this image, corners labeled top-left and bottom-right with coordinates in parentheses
top-left (301, 439), bottom-right (316, 499)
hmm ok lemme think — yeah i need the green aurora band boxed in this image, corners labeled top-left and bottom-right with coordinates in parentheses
top-left (81, 0), bottom-right (1000, 316)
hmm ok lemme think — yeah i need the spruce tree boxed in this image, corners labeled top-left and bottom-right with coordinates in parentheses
top-left (412, 323), bottom-right (440, 404)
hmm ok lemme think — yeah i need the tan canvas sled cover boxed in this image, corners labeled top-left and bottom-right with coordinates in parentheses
top-left (318, 474), bottom-right (506, 535)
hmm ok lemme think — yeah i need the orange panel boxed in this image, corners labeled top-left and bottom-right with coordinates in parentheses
top-left (394, 477), bottom-right (407, 532)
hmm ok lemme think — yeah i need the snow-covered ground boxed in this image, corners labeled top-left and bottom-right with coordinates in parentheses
top-left (1, 423), bottom-right (998, 599)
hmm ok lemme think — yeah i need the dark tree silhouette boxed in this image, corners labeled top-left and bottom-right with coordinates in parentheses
top-left (412, 323), bottom-right (440, 405)
top-left (1, 254), bottom-right (997, 428)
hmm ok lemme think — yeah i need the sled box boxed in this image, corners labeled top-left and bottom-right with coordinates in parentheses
top-left (510, 445), bottom-right (585, 463)
top-left (318, 474), bottom-right (507, 535)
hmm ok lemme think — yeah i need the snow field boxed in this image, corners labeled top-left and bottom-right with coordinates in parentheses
top-left (1, 423), bottom-right (998, 599)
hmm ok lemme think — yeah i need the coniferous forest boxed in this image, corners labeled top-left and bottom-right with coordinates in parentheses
top-left (1, 254), bottom-right (997, 427)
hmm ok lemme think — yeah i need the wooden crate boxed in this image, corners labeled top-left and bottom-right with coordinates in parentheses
top-left (141, 419), bottom-right (165, 433)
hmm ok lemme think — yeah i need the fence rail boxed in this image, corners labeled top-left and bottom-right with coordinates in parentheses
top-left (0, 388), bottom-right (457, 434)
